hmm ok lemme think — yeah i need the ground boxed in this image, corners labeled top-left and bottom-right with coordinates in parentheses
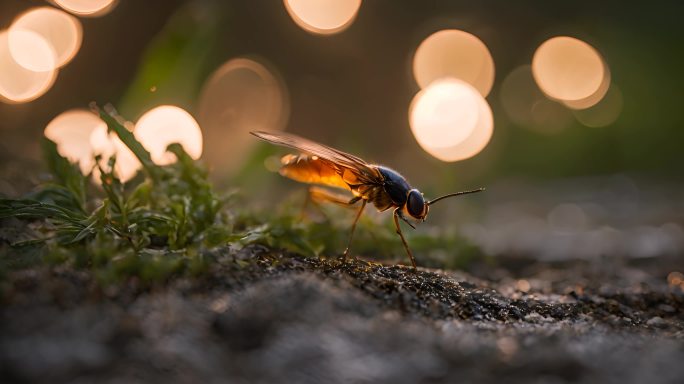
top-left (2, 246), bottom-right (682, 384)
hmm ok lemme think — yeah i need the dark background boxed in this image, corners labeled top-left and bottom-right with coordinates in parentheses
top-left (1, 0), bottom-right (683, 191)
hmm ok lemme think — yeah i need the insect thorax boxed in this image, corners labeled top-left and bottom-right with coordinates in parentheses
top-left (378, 166), bottom-right (411, 207)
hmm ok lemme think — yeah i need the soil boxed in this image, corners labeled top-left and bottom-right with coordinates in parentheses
top-left (1, 246), bottom-right (683, 384)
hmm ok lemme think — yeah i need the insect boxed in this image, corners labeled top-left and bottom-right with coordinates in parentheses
top-left (251, 130), bottom-right (484, 269)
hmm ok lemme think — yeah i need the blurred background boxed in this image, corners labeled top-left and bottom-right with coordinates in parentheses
top-left (1, 0), bottom-right (683, 272)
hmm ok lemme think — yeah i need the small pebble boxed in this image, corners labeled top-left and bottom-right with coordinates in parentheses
top-left (646, 316), bottom-right (667, 328)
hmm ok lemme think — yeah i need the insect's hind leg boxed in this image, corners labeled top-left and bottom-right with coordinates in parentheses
top-left (299, 187), bottom-right (357, 221)
top-left (305, 187), bottom-right (366, 261)
top-left (343, 199), bottom-right (367, 259)
top-left (308, 186), bottom-right (361, 207)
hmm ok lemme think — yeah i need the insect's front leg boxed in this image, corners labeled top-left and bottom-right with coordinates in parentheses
top-left (393, 208), bottom-right (418, 270)
top-left (396, 210), bottom-right (416, 229)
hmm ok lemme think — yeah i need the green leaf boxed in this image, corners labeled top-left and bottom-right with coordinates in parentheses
top-left (42, 139), bottom-right (87, 213)
top-left (199, 225), bottom-right (240, 248)
top-left (0, 199), bottom-right (87, 224)
top-left (93, 104), bottom-right (160, 180)
top-left (27, 183), bottom-right (84, 214)
top-left (69, 221), bottom-right (99, 244)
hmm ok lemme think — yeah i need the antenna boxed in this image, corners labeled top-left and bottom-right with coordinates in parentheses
top-left (427, 187), bottom-right (485, 206)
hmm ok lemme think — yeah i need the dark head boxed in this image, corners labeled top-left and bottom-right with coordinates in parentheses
top-left (405, 187), bottom-right (486, 222)
top-left (405, 189), bottom-right (429, 221)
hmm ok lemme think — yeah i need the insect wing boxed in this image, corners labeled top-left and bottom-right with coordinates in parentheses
top-left (251, 131), bottom-right (382, 185)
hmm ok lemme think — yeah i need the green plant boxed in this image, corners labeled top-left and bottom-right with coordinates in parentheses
top-left (0, 105), bottom-right (483, 283)
top-left (0, 105), bottom-right (241, 282)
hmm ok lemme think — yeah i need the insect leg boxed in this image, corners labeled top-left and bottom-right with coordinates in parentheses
top-left (397, 211), bottom-right (416, 229)
top-left (301, 186), bottom-right (359, 220)
top-left (309, 186), bottom-right (361, 208)
top-left (343, 199), bottom-right (367, 259)
top-left (393, 208), bottom-right (417, 270)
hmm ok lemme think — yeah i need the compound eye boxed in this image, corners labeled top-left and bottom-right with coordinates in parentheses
top-left (406, 189), bottom-right (425, 219)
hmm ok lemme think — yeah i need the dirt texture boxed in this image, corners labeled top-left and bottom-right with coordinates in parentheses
top-left (2, 246), bottom-right (683, 384)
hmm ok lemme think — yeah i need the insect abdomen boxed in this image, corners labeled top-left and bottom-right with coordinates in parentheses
top-left (279, 154), bottom-right (350, 190)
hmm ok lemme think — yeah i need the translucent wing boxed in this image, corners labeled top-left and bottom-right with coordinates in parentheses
top-left (251, 131), bottom-right (382, 189)
top-left (251, 131), bottom-right (374, 172)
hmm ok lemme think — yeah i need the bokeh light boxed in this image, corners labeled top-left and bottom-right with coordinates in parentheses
top-left (90, 125), bottom-right (140, 183)
top-left (53, 0), bottom-right (118, 17)
top-left (0, 30), bottom-right (57, 104)
top-left (134, 105), bottom-right (203, 166)
top-left (413, 29), bottom-right (495, 96)
top-left (283, 0), bottom-right (362, 35)
top-left (6, 29), bottom-right (56, 74)
top-left (44, 109), bottom-right (105, 174)
top-left (409, 78), bottom-right (493, 162)
top-left (573, 84), bottom-right (623, 128)
top-left (424, 87), bottom-right (494, 162)
top-left (9, 7), bottom-right (82, 71)
top-left (198, 57), bottom-right (289, 175)
top-left (563, 62), bottom-right (611, 110)
top-left (500, 65), bottom-right (573, 134)
top-left (532, 36), bottom-right (605, 102)
top-left (409, 79), bottom-right (479, 149)
top-left (668, 271), bottom-right (684, 290)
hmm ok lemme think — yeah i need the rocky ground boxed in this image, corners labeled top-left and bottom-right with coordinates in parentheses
top-left (1, 246), bottom-right (683, 384)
